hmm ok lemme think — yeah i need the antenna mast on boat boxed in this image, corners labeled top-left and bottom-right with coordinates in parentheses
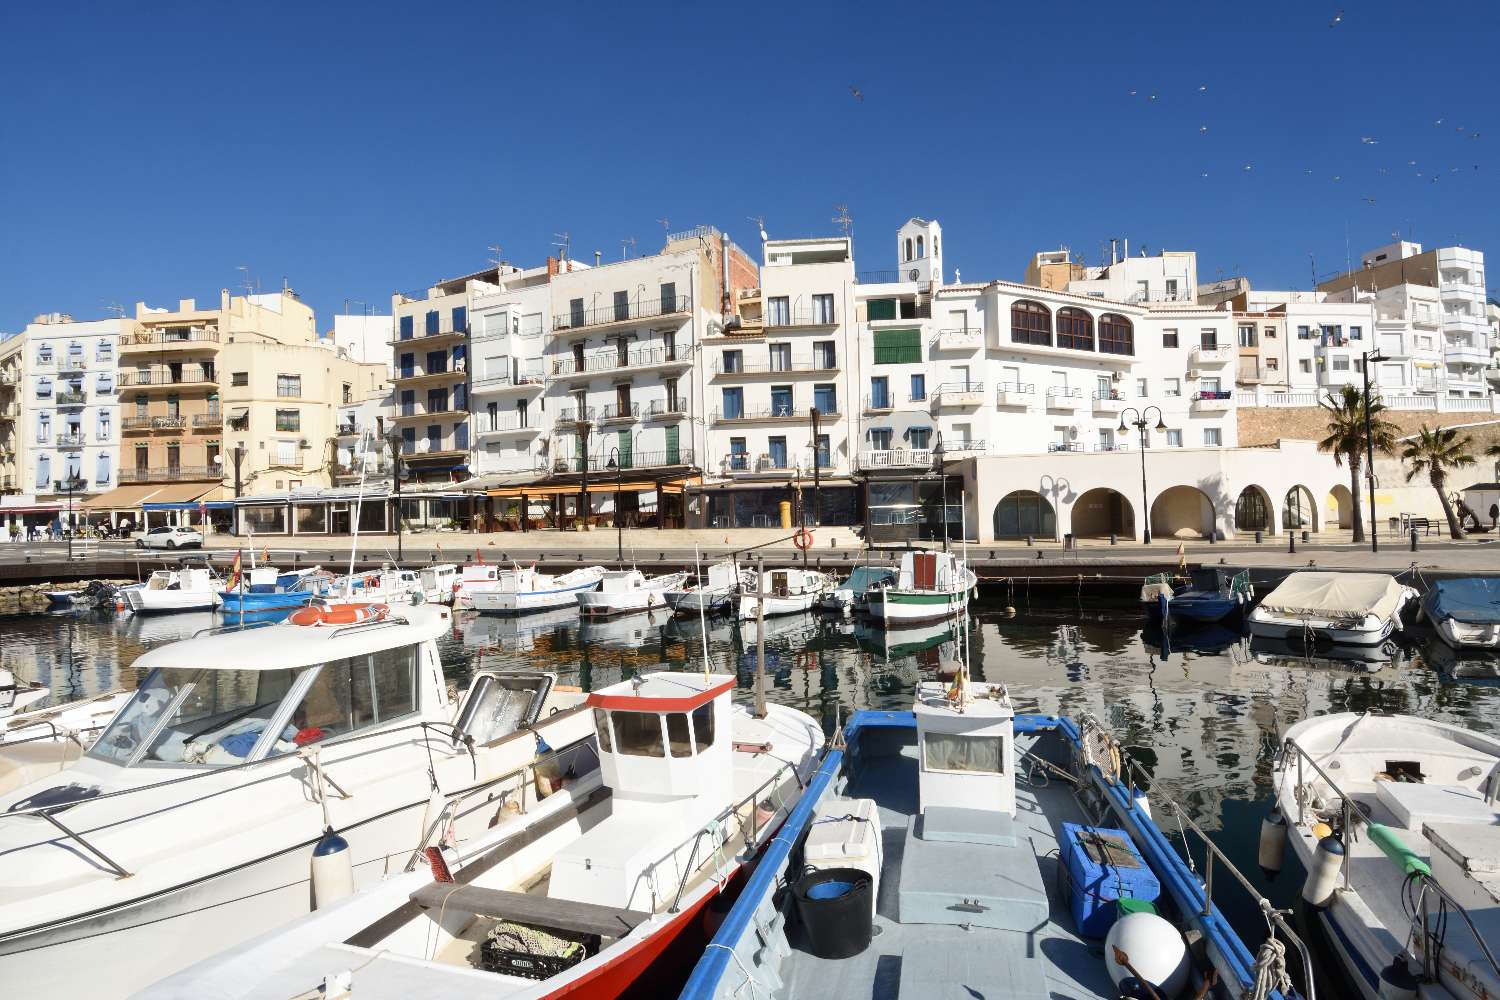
top-left (345, 427), bottom-right (372, 598)
top-left (754, 554), bottom-right (767, 719)
top-left (962, 489), bottom-right (971, 679)
top-left (695, 545), bottom-right (711, 683)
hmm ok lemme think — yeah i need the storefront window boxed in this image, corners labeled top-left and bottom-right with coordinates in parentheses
top-left (241, 505), bottom-right (286, 534)
top-left (294, 504), bottom-right (327, 534)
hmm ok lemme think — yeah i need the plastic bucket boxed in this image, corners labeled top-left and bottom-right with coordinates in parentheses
top-left (794, 867), bottom-right (873, 959)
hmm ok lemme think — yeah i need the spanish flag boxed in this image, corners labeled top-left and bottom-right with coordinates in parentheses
top-left (226, 551), bottom-right (243, 591)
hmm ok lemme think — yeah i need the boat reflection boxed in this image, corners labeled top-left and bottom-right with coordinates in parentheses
top-left (1421, 634), bottom-right (1500, 684)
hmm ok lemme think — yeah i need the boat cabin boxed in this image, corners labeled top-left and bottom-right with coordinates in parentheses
top-left (597, 569), bottom-right (647, 594)
top-left (460, 564), bottom-right (500, 587)
top-left (913, 678), bottom-right (1017, 816)
top-left (897, 550), bottom-right (964, 591)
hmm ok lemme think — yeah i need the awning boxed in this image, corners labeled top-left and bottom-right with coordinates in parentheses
top-left (80, 484), bottom-right (165, 511)
top-left (142, 482), bottom-right (223, 505)
top-left (144, 501), bottom-right (236, 511)
top-left (486, 479), bottom-right (689, 499)
top-left (229, 407), bottom-right (249, 420)
top-left (0, 503), bottom-right (65, 515)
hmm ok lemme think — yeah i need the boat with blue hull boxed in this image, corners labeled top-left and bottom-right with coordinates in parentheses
top-left (680, 693), bottom-right (1311, 1000)
top-left (1420, 576), bottom-right (1500, 649)
top-left (219, 566), bottom-right (330, 613)
top-left (1143, 569), bottom-right (1253, 626)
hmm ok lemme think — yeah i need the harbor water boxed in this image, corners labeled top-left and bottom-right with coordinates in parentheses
top-left (6, 593), bottom-right (1500, 994)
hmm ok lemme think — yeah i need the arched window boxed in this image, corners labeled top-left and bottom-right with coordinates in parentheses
top-left (915, 235), bottom-right (924, 259)
top-left (1010, 300), bottom-right (1051, 346)
top-left (1056, 307), bottom-right (1094, 351)
top-left (904, 238), bottom-right (913, 262)
top-left (1099, 313), bottom-right (1134, 356)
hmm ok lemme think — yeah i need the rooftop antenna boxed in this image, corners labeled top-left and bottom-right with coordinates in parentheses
top-left (552, 232), bottom-right (571, 262)
top-left (657, 218), bottom-right (671, 237)
top-left (101, 302), bottom-right (125, 318)
top-left (748, 215), bottom-right (769, 243)
top-left (621, 236), bottom-right (636, 260)
top-left (1308, 252), bottom-right (1317, 291)
top-left (832, 204), bottom-right (852, 238)
top-left (486, 244), bottom-right (505, 275)
top-left (237, 265), bottom-right (255, 296)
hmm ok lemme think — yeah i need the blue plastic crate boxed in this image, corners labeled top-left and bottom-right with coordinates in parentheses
top-left (1059, 822), bottom-right (1161, 938)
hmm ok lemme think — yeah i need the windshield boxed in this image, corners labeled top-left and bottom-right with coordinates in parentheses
top-left (89, 667), bottom-right (300, 766)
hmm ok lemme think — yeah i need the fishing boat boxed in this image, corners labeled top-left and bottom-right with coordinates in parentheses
top-left (576, 569), bottom-right (687, 618)
top-left (0, 603), bottom-right (598, 999)
top-left (326, 565), bottom-right (424, 605)
top-left (681, 678), bottom-right (1311, 1000)
top-left (470, 565), bottom-right (606, 615)
top-left (219, 565), bottom-right (332, 613)
top-left (455, 562), bottom-right (503, 609)
top-left (123, 563), bottom-right (224, 614)
top-left (818, 565), bottom-right (898, 615)
top-left (664, 558), bottom-right (745, 616)
top-left (138, 671), bottom-right (824, 1000)
top-left (1248, 571), bottom-right (1417, 647)
top-left (421, 563), bottom-right (459, 604)
top-left (864, 549), bottom-right (976, 627)
top-left (1142, 569), bottom-right (1253, 625)
top-left (734, 566), bottom-right (831, 621)
top-left (1273, 713), bottom-right (1500, 1000)
top-left (1420, 576), bottom-right (1500, 649)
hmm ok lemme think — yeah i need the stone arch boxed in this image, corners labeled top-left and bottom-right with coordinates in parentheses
top-left (1150, 485), bottom-right (1216, 540)
top-left (994, 490), bottom-right (1056, 540)
top-left (1283, 485), bottom-right (1319, 533)
top-left (1234, 484), bottom-right (1275, 533)
top-left (1328, 484), bottom-right (1355, 530)
top-left (1070, 487), bottom-right (1135, 539)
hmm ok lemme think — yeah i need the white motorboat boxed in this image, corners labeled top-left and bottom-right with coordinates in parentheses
top-left (0, 603), bottom-right (598, 1000)
top-left (421, 563), bottom-right (459, 604)
top-left (735, 566), bottom-right (832, 620)
top-left (1273, 713), bottom-right (1500, 1000)
top-left (139, 671), bottom-right (823, 1000)
top-left (864, 549), bottom-right (976, 627)
top-left (0, 668), bottom-right (49, 720)
top-left (1420, 577), bottom-right (1500, 649)
top-left (454, 563), bottom-right (503, 610)
top-left (470, 565), bottom-right (606, 615)
top-left (664, 559), bottom-right (746, 616)
top-left (327, 565), bottom-right (425, 605)
top-left (576, 569), bottom-right (688, 618)
top-left (0, 688), bottom-right (134, 796)
top-left (1248, 571), bottom-right (1418, 646)
top-left (123, 564), bottom-right (224, 614)
top-left (817, 565), bottom-right (898, 615)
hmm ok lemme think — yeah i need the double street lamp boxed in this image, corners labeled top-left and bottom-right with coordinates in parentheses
top-left (1117, 406), bottom-right (1167, 544)
top-left (605, 436), bottom-right (639, 566)
top-left (55, 474), bottom-right (84, 560)
top-left (1360, 348), bottom-right (1390, 553)
top-left (384, 428), bottom-right (406, 562)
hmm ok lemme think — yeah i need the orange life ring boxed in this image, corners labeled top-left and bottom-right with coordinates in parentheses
top-left (290, 602), bottom-right (389, 627)
top-left (365, 574), bottom-right (379, 589)
top-left (792, 527), bottom-right (813, 550)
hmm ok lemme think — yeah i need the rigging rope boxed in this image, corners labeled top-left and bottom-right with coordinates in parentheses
top-left (1249, 936), bottom-right (1293, 1000)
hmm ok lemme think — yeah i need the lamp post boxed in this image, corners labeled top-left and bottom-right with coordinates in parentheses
top-left (1117, 406), bottom-right (1167, 544)
top-left (384, 428), bottom-right (404, 561)
top-left (577, 420), bottom-right (591, 533)
top-left (605, 436), bottom-right (637, 566)
top-left (57, 474), bottom-right (83, 560)
top-left (1361, 349), bottom-right (1389, 552)
top-left (809, 407), bottom-right (822, 528)
top-left (933, 432), bottom-right (949, 552)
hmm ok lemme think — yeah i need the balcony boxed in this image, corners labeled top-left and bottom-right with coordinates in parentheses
top-left (933, 328), bottom-right (983, 352)
top-left (551, 346), bottom-right (692, 379)
top-left (764, 306), bottom-right (838, 330)
top-left (930, 382), bottom-right (985, 408)
top-left (727, 454), bottom-right (794, 477)
top-left (60, 358), bottom-right (88, 372)
top-left (475, 419), bottom-right (541, 438)
top-left (394, 363), bottom-right (466, 386)
top-left (1048, 442), bottom-right (1084, 453)
top-left (1091, 390), bottom-right (1126, 414)
top-left (941, 440), bottom-right (987, 457)
top-left (556, 407), bottom-right (595, 425)
top-left (1190, 390), bottom-right (1234, 412)
top-left (1445, 341), bottom-right (1490, 366)
top-left (712, 407), bottom-right (833, 425)
top-left (121, 465), bottom-right (219, 484)
top-left (0, 372), bottom-right (17, 386)
top-left (553, 294), bottom-right (691, 335)
top-left (643, 399), bottom-right (687, 420)
top-left (995, 383), bottom-right (1034, 408)
top-left (389, 320), bottom-right (468, 347)
top-left (55, 390), bottom-right (87, 407)
top-left (550, 449), bottom-right (696, 474)
top-left (0, 404), bottom-right (18, 419)
top-left (119, 369), bottom-right (217, 388)
top-left (391, 405), bottom-right (471, 424)
top-left (334, 460), bottom-right (390, 480)
top-left (123, 415), bottom-right (188, 432)
top-left (1046, 387), bottom-right (1082, 410)
top-left (863, 395), bottom-right (896, 413)
top-left (53, 433), bottom-right (85, 449)
top-left (1190, 344), bottom-right (1234, 365)
top-left (193, 413), bottom-right (223, 430)
top-left (711, 358), bottom-right (840, 378)
top-left (858, 448), bottom-right (933, 470)
top-left (1236, 362), bottom-right (1263, 383)
top-left (471, 371), bottom-right (546, 394)
top-left (598, 402), bottom-right (641, 423)
top-left (122, 328), bottom-right (220, 351)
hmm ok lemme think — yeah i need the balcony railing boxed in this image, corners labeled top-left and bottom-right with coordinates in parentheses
top-left (121, 465), bottom-right (219, 483)
top-left (119, 370), bottom-right (216, 387)
top-left (726, 454), bottom-right (793, 474)
top-left (1046, 387), bottom-right (1082, 407)
top-left (1192, 390), bottom-right (1233, 401)
top-left (933, 328), bottom-right (983, 351)
top-left (475, 418), bottom-right (539, 436)
top-left (856, 270), bottom-right (901, 284)
top-left (55, 433), bottom-right (85, 448)
top-left (471, 371), bottom-right (546, 392)
top-left (598, 402), bottom-right (641, 421)
top-left (863, 395), bottom-right (896, 412)
top-left (553, 294), bottom-right (691, 333)
top-left (60, 358), bottom-right (88, 372)
top-left (0, 404), bottom-right (20, 419)
top-left (55, 390), bottom-right (87, 406)
top-left (940, 439), bottom-right (987, 456)
top-left (393, 405), bottom-right (470, 420)
top-left (858, 448), bottom-right (933, 470)
top-left (711, 407), bottom-right (830, 423)
top-left (123, 415), bottom-right (187, 431)
top-left (391, 319), bottom-right (469, 344)
top-left (395, 362), bottom-right (466, 381)
top-left (1191, 345), bottom-right (1235, 365)
top-left (549, 449), bottom-right (695, 473)
top-left (556, 407), bottom-right (595, 424)
top-left (1048, 442), bottom-right (1084, 453)
top-left (644, 399), bottom-right (687, 418)
top-left (765, 307), bottom-right (838, 329)
top-left (552, 346), bottom-right (690, 377)
top-left (995, 383), bottom-right (1034, 407)
top-left (123, 328), bottom-right (219, 348)
top-left (192, 413), bottom-right (222, 428)
top-left (931, 382), bottom-right (985, 405)
top-left (713, 358), bottom-right (839, 376)
top-left (334, 461), bottom-right (390, 478)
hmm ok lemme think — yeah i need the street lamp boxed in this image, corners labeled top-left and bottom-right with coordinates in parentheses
top-left (932, 432), bottom-right (949, 552)
top-left (384, 428), bottom-right (404, 561)
top-left (1361, 349), bottom-right (1389, 553)
top-left (605, 436), bottom-right (638, 566)
top-left (1117, 406), bottom-right (1167, 544)
top-left (55, 474), bottom-right (84, 560)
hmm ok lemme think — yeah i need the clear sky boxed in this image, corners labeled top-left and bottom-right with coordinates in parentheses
top-left (2, 0), bottom-right (1495, 333)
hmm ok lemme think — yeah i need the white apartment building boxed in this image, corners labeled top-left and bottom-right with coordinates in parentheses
top-left (468, 263), bottom-right (553, 477)
top-left (389, 279), bottom-right (474, 483)
top-left (1028, 244), bottom-right (1198, 303)
top-left (330, 313), bottom-right (394, 372)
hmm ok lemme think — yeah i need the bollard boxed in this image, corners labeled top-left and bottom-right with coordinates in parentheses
top-left (1110, 534), bottom-right (1117, 545)
top-left (1255, 530), bottom-right (1263, 544)
top-left (1301, 530), bottom-right (1309, 543)
top-left (1064, 533), bottom-right (1074, 551)
top-left (1288, 532), bottom-right (1296, 554)
top-left (1026, 535), bottom-right (1034, 546)
top-left (1209, 533), bottom-right (1216, 544)
top-left (1410, 528), bottom-right (1418, 552)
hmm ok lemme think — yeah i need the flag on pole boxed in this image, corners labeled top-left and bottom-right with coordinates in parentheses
top-left (226, 551), bottom-right (243, 591)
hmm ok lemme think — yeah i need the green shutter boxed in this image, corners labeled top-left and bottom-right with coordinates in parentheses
top-left (665, 425), bottom-right (680, 465)
top-left (873, 328), bottom-right (921, 364)
top-left (867, 298), bottom-right (897, 321)
top-left (618, 429), bottom-right (632, 469)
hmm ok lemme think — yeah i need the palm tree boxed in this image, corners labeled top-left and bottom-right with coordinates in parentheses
top-left (1317, 385), bottom-right (1398, 542)
top-left (1402, 425), bottom-right (1476, 539)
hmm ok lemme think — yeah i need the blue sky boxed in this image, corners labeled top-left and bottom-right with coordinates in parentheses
top-left (2, 0), bottom-right (1495, 333)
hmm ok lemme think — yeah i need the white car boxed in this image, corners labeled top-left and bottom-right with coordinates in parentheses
top-left (134, 525), bottom-right (204, 550)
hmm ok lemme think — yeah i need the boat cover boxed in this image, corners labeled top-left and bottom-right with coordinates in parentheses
top-left (1258, 572), bottom-right (1407, 619)
top-left (1425, 577), bottom-right (1500, 625)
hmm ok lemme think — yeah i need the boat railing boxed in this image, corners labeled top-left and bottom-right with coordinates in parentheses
top-left (1, 720), bottom-right (109, 749)
top-left (1280, 736), bottom-right (1500, 986)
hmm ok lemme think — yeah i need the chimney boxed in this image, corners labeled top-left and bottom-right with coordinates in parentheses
top-left (594, 250), bottom-right (602, 267)
top-left (546, 256), bottom-right (559, 278)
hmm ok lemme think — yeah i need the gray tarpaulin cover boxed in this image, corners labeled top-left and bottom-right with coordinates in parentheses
top-left (1425, 577), bottom-right (1500, 624)
top-left (1258, 572), bottom-right (1407, 619)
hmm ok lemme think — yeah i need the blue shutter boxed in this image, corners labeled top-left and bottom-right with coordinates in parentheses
top-left (96, 453), bottom-right (111, 484)
top-left (36, 454), bottom-right (49, 488)
top-left (97, 372), bottom-right (113, 393)
top-left (425, 310), bottom-right (439, 335)
top-left (399, 315), bottom-right (414, 340)
top-left (454, 422), bottom-right (468, 450)
top-left (452, 306), bottom-right (467, 333)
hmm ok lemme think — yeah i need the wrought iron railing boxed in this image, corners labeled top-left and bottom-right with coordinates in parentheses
top-left (553, 294), bottom-right (691, 332)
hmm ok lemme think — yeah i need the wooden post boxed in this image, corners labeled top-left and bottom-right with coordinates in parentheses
top-left (755, 554), bottom-right (767, 719)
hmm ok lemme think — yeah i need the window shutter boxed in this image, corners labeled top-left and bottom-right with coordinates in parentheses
top-left (399, 315), bottom-right (413, 339)
top-left (452, 306), bottom-right (467, 332)
top-left (867, 299), bottom-right (897, 321)
top-left (872, 328), bottom-right (921, 364)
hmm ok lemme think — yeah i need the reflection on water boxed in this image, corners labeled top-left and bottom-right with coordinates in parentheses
top-left (5, 595), bottom-right (1500, 978)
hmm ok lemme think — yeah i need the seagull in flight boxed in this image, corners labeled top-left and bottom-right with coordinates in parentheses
top-left (1329, 8), bottom-right (1344, 26)
top-left (1363, 197), bottom-right (1377, 204)
top-left (849, 85), bottom-right (864, 102)
top-left (1199, 125), bottom-right (1209, 133)
top-left (1361, 136), bottom-right (1378, 144)
top-left (1197, 84), bottom-right (1208, 92)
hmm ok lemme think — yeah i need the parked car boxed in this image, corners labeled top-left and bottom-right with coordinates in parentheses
top-left (134, 525), bottom-right (204, 550)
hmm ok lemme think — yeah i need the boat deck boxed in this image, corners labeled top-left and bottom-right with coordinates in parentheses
top-left (777, 736), bottom-right (1118, 1000)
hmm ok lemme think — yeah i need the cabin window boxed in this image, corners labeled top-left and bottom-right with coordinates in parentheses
top-left (666, 712), bottom-right (693, 757)
top-left (923, 732), bottom-right (1003, 774)
top-left (90, 667), bottom-right (298, 766)
top-left (294, 645), bottom-right (418, 743)
top-left (611, 710), bottom-right (665, 757)
top-left (691, 702), bottom-right (715, 750)
top-left (593, 709), bottom-right (614, 752)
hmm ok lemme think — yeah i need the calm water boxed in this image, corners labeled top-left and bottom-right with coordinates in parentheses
top-left (7, 595), bottom-right (1500, 989)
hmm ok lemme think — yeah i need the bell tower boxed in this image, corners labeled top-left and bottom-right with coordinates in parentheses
top-left (897, 217), bottom-right (943, 286)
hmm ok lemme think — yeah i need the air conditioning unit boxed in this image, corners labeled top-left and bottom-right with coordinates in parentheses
top-left (1186, 369), bottom-right (1201, 379)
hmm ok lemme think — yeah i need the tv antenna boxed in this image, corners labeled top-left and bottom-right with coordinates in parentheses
top-left (101, 302), bottom-right (125, 318)
top-left (236, 265), bottom-right (259, 295)
top-left (657, 218), bottom-right (671, 239)
top-left (486, 244), bottom-right (505, 271)
top-left (552, 232), bottom-right (571, 261)
top-left (832, 204), bottom-right (852, 238)
top-left (748, 215), bottom-right (769, 243)
top-left (621, 236), bottom-right (636, 260)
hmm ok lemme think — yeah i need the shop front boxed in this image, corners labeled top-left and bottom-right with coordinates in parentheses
top-left (862, 472), bottom-right (964, 545)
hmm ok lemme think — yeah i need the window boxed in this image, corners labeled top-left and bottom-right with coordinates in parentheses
top-left (1349, 325), bottom-right (1362, 341)
top-left (1264, 326), bottom-right (1277, 339)
top-left (1099, 428), bottom-right (1115, 450)
top-left (231, 371), bottom-right (249, 387)
top-left (1056, 309), bottom-right (1094, 351)
top-left (915, 235), bottom-right (924, 258)
top-left (1297, 325), bottom-right (1312, 340)
top-left (873, 328), bottom-right (921, 364)
top-left (1266, 357), bottom-right (1279, 371)
top-left (1199, 328), bottom-right (1218, 350)
top-left (613, 290), bottom-right (629, 322)
top-left (1096, 375), bottom-right (1113, 398)
top-left (1238, 324), bottom-right (1257, 347)
top-left (767, 296), bottom-right (790, 326)
top-left (691, 702), bottom-right (714, 749)
top-left (813, 383), bottom-right (837, 414)
top-left (425, 310), bottom-right (439, 335)
top-left (276, 374), bottom-right (301, 398)
top-left (611, 711), bottom-right (665, 757)
top-left (660, 282), bottom-right (677, 310)
top-left (1162, 329), bottom-right (1179, 348)
top-left (1203, 428), bottom-right (1222, 447)
top-left (664, 713), bottom-right (693, 757)
top-left (1299, 359), bottom-right (1312, 374)
top-left (721, 350), bottom-right (742, 373)
top-left (768, 343), bottom-right (791, 371)
top-left (721, 387), bottom-right (744, 420)
top-left (869, 376), bottom-right (890, 409)
top-left (770, 385), bottom-right (793, 416)
top-left (97, 341), bottom-right (113, 361)
top-left (1136, 378), bottom-right (1148, 396)
top-left (1011, 300), bottom-right (1052, 346)
top-left (276, 440), bottom-right (296, 465)
top-left (399, 315), bottom-right (413, 340)
top-left (1201, 377), bottom-right (1222, 393)
top-left (36, 344), bottom-right (51, 363)
top-left (36, 377), bottom-right (52, 398)
top-left (425, 350), bottom-right (447, 375)
top-left (452, 306), bottom-right (467, 333)
top-left (1165, 279), bottom-right (1179, 299)
top-left (275, 409), bottom-right (300, 432)
top-left (923, 732), bottom-right (1002, 774)
top-left (1164, 378), bottom-right (1181, 397)
top-left (1332, 357), bottom-right (1350, 371)
top-left (767, 436), bottom-right (788, 468)
top-left (866, 298), bottom-right (897, 321)
top-left (870, 428), bottom-right (892, 450)
top-left (910, 427), bottom-right (931, 449)
top-left (811, 293), bottom-right (835, 324)
top-left (814, 434), bottom-right (831, 468)
top-left (293, 646), bottom-right (418, 745)
top-left (1098, 314), bottom-right (1133, 356)
top-left (813, 340), bottom-right (837, 369)
top-left (1166, 429), bottom-right (1183, 447)
top-left (427, 388), bottom-right (449, 412)
top-left (96, 453), bottom-right (111, 483)
top-left (904, 238), bottom-right (913, 262)
top-left (569, 298), bottom-right (585, 328)
top-left (910, 373), bottom-right (926, 402)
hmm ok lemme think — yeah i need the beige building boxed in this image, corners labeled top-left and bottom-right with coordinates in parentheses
top-left (0, 336), bottom-right (21, 496)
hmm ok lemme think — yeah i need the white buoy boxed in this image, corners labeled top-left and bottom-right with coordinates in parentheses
top-left (311, 827), bottom-right (354, 909)
top-left (1259, 808), bottom-right (1287, 875)
top-left (1131, 787), bottom-right (1153, 820)
top-left (1104, 912), bottom-right (1189, 998)
top-left (1301, 834), bottom-right (1344, 907)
